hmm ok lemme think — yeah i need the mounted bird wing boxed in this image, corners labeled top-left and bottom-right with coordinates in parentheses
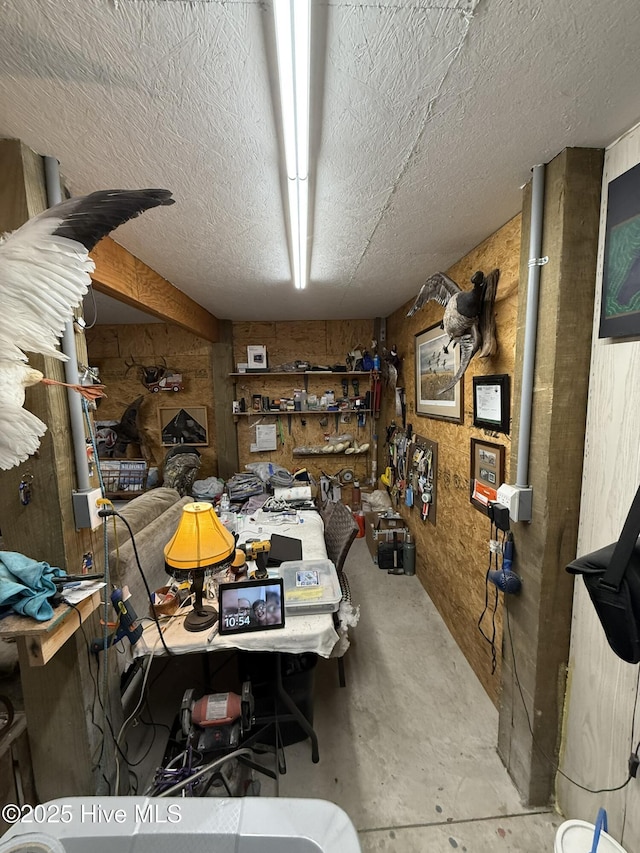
top-left (437, 326), bottom-right (482, 395)
top-left (0, 188), bottom-right (174, 470)
top-left (0, 189), bottom-right (174, 363)
top-left (406, 272), bottom-right (461, 317)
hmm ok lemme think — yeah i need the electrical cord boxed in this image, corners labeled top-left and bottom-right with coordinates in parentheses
top-left (97, 506), bottom-right (174, 657)
top-left (66, 601), bottom-right (105, 753)
top-left (115, 649), bottom-right (156, 795)
top-left (478, 523), bottom-right (503, 674)
top-left (476, 521), bottom-right (639, 794)
top-left (504, 605), bottom-right (640, 794)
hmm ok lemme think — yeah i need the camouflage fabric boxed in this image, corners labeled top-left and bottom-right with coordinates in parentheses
top-left (162, 449), bottom-right (201, 497)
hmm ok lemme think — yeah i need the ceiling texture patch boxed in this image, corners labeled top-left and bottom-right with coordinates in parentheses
top-left (2, 0), bottom-right (640, 320)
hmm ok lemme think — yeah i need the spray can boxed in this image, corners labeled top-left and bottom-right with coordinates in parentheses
top-left (352, 479), bottom-right (361, 511)
top-left (402, 533), bottom-right (416, 576)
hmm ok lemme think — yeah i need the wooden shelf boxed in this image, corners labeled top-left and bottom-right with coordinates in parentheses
top-left (229, 371), bottom-right (371, 377)
top-left (292, 451), bottom-right (370, 457)
top-left (0, 591), bottom-right (102, 667)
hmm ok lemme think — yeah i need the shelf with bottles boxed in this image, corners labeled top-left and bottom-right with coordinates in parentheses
top-left (233, 408), bottom-right (373, 417)
top-left (228, 371), bottom-right (371, 378)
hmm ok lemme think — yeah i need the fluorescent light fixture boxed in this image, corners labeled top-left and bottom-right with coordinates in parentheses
top-left (274, 0), bottom-right (311, 290)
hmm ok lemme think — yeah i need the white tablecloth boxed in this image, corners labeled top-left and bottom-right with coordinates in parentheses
top-left (133, 510), bottom-right (339, 659)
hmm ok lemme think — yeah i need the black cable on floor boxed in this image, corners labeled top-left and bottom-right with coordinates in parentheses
top-left (505, 606), bottom-right (638, 794)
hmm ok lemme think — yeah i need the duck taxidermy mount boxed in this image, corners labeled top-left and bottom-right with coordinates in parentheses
top-left (407, 268), bottom-right (500, 393)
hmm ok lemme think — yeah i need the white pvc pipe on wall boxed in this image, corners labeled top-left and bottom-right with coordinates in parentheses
top-left (516, 163), bottom-right (546, 489)
top-left (43, 156), bottom-right (91, 492)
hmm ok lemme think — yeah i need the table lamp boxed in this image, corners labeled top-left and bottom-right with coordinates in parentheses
top-left (164, 501), bottom-right (235, 632)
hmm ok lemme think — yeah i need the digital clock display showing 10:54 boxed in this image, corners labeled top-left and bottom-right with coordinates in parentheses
top-left (218, 578), bottom-right (285, 635)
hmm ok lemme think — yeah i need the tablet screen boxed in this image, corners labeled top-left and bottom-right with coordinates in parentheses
top-left (218, 578), bottom-right (285, 635)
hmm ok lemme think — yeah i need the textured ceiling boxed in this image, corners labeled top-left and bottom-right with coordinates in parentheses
top-left (1, 0), bottom-right (640, 323)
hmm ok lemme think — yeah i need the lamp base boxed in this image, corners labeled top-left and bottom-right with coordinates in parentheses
top-left (184, 606), bottom-right (218, 632)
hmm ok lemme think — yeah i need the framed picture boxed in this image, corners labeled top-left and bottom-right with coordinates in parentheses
top-left (472, 374), bottom-right (510, 433)
top-left (599, 161), bottom-right (640, 339)
top-left (159, 406), bottom-right (208, 446)
top-left (470, 438), bottom-right (505, 514)
top-left (414, 323), bottom-right (463, 423)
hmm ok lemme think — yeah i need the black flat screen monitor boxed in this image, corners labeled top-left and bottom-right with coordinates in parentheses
top-left (218, 578), bottom-right (285, 635)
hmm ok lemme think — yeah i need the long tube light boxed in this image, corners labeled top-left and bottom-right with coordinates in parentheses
top-left (274, 0), bottom-right (311, 290)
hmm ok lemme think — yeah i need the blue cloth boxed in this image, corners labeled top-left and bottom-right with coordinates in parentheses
top-left (0, 551), bottom-right (65, 621)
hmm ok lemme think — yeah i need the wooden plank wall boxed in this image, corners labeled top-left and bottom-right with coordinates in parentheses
top-left (0, 138), bottom-right (120, 799)
top-left (383, 216), bottom-right (521, 704)
top-left (232, 320), bottom-right (375, 488)
top-left (557, 129), bottom-right (640, 849)
top-left (498, 149), bottom-right (604, 806)
top-left (85, 324), bottom-right (219, 478)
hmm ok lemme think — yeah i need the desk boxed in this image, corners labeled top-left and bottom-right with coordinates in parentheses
top-left (133, 509), bottom-right (337, 765)
top-left (133, 510), bottom-right (338, 660)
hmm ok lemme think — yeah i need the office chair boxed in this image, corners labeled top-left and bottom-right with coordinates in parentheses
top-left (322, 500), bottom-right (359, 687)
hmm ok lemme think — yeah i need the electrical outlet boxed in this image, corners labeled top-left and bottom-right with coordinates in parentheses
top-left (496, 483), bottom-right (533, 523)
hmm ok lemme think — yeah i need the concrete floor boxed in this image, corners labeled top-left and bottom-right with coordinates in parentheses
top-left (0, 532), bottom-right (564, 851)
top-left (271, 537), bottom-right (563, 852)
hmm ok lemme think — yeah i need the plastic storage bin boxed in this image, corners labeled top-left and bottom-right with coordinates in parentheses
top-left (0, 797), bottom-right (361, 853)
top-left (279, 559), bottom-right (341, 615)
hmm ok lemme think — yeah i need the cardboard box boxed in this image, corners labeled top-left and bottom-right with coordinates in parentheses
top-left (364, 511), bottom-right (408, 563)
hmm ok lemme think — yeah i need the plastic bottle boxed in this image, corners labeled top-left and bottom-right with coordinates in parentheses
top-left (373, 354), bottom-right (381, 371)
top-left (219, 490), bottom-right (233, 532)
top-left (403, 533), bottom-right (416, 576)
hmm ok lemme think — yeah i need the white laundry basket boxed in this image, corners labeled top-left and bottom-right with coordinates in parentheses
top-left (555, 809), bottom-right (627, 853)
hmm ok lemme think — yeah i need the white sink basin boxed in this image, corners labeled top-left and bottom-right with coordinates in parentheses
top-left (0, 797), bottom-right (361, 853)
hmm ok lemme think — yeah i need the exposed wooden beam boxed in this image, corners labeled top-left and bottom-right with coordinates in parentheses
top-left (90, 236), bottom-right (219, 342)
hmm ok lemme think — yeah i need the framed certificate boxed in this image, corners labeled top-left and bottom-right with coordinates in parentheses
top-left (472, 374), bottom-right (510, 434)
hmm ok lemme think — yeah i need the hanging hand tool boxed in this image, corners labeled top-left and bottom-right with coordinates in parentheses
top-left (91, 588), bottom-right (143, 652)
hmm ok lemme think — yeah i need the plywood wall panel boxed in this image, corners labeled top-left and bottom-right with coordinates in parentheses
top-left (383, 215), bottom-right (521, 705)
top-left (232, 320), bottom-right (375, 483)
top-left (86, 323), bottom-right (218, 477)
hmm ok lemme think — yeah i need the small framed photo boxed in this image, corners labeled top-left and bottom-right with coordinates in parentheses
top-left (414, 323), bottom-right (463, 423)
top-left (159, 406), bottom-right (208, 446)
top-left (470, 438), bottom-right (505, 515)
top-left (247, 345), bottom-right (268, 370)
top-left (472, 374), bottom-right (510, 434)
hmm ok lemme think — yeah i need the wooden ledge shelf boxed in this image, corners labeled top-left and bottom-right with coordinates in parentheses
top-left (0, 591), bottom-right (102, 667)
top-left (229, 371), bottom-right (371, 377)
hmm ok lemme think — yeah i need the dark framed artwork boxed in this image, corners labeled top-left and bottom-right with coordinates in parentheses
top-left (470, 438), bottom-right (505, 515)
top-left (472, 374), bottom-right (510, 434)
top-left (599, 161), bottom-right (640, 338)
top-left (159, 406), bottom-right (208, 446)
top-left (414, 324), bottom-right (463, 423)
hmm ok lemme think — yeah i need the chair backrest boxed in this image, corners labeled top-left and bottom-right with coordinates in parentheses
top-left (323, 500), bottom-right (359, 574)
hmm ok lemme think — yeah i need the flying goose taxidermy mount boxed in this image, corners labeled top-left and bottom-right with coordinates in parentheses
top-left (407, 268), bottom-right (500, 394)
top-left (0, 188), bottom-right (175, 470)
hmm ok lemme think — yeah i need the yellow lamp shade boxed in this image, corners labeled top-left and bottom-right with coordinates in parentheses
top-left (164, 501), bottom-right (235, 571)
